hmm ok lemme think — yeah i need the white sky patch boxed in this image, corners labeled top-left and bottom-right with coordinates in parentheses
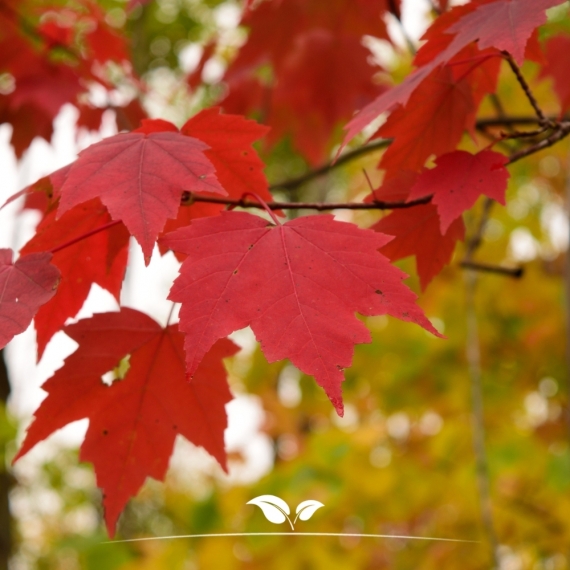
top-left (1, 104), bottom-right (273, 491)
top-left (508, 228), bottom-right (539, 262)
top-left (178, 43), bottom-right (204, 73)
top-left (541, 202), bottom-right (569, 253)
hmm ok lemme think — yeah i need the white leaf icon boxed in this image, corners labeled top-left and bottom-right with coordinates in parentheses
top-left (247, 495), bottom-right (293, 529)
top-left (294, 500), bottom-right (324, 522)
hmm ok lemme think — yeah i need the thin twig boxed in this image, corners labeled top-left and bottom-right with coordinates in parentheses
top-left (507, 121), bottom-right (570, 165)
top-left (186, 121), bottom-right (570, 215)
top-left (186, 194), bottom-right (432, 211)
top-left (269, 139), bottom-right (392, 191)
top-left (50, 220), bottom-right (123, 254)
top-left (503, 53), bottom-right (550, 125)
top-left (238, 191), bottom-right (281, 224)
top-left (460, 261), bottom-right (523, 278)
top-left (500, 125), bottom-right (550, 140)
top-left (268, 115), bottom-right (568, 193)
top-left (476, 115), bottom-right (569, 129)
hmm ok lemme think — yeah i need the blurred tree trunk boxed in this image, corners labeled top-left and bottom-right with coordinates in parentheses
top-left (0, 350), bottom-right (12, 570)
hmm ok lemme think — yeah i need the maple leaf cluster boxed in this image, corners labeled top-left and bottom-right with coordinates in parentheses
top-left (0, 0), bottom-right (145, 156)
top-left (1, 0), bottom-right (569, 536)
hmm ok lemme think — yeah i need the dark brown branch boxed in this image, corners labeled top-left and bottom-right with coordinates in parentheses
top-left (460, 261), bottom-right (524, 278)
top-left (500, 125), bottom-right (550, 140)
top-left (183, 118), bottom-right (570, 218)
top-left (186, 193), bottom-right (432, 211)
top-left (508, 121), bottom-right (570, 165)
top-left (269, 139), bottom-right (392, 191)
top-left (268, 115), bottom-right (568, 193)
top-left (503, 53), bottom-right (550, 125)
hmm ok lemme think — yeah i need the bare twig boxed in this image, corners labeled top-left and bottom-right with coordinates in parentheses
top-left (500, 125), bottom-right (550, 140)
top-left (476, 115), bottom-right (569, 129)
top-left (507, 121), bottom-right (570, 165)
top-left (268, 116), bottom-right (568, 193)
top-left (269, 139), bottom-right (392, 191)
top-left (185, 193), bottom-right (432, 211)
top-left (460, 261), bottom-right (523, 278)
top-left (503, 53), bottom-right (551, 126)
top-left (186, 120), bottom-right (570, 217)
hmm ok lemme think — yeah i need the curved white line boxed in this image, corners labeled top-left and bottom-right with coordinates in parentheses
top-left (102, 532), bottom-right (479, 545)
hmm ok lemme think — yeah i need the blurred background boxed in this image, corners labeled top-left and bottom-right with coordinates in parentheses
top-left (0, 0), bottom-right (569, 568)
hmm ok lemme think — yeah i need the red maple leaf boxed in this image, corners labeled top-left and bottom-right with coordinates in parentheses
top-left (221, 0), bottom-right (391, 163)
top-left (187, 41), bottom-right (216, 90)
top-left (408, 150), bottom-right (510, 233)
top-left (14, 308), bottom-right (239, 536)
top-left (375, 65), bottom-right (475, 178)
top-left (181, 107), bottom-right (270, 203)
top-left (75, 102), bottom-right (106, 133)
top-left (372, 205), bottom-right (465, 290)
top-left (0, 249), bottom-right (61, 349)
top-left (442, 0), bottom-right (562, 66)
top-left (269, 29), bottom-right (385, 164)
top-left (82, 2), bottom-right (129, 64)
top-left (364, 170), bottom-right (417, 203)
top-left (342, 0), bottom-right (562, 146)
top-left (8, 60), bottom-right (82, 121)
top-left (57, 121), bottom-right (225, 261)
top-left (1, 164), bottom-right (70, 214)
top-left (162, 211), bottom-right (441, 416)
top-left (539, 34), bottom-right (570, 114)
top-left (21, 199), bottom-right (130, 359)
top-left (155, 108), bottom-right (274, 251)
top-left (0, 99), bottom-right (55, 159)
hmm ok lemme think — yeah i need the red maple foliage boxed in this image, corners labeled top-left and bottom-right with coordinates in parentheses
top-left (162, 210), bottom-right (440, 415)
top-left (2, 0), bottom-right (568, 536)
top-left (14, 308), bottom-right (239, 535)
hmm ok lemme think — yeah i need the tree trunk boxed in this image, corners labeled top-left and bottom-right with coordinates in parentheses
top-left (0, 350), bottom-right (12, 570)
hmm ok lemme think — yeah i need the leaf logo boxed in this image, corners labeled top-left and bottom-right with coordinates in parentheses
top-left (247, 495), bottom-right (324, 530)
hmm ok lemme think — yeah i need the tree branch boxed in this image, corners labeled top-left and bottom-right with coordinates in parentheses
top-left (269, 139), bottom-right (392, 191)
top-left (503, 53), bottom-right (550, 125)
top-left (507, 121), bottom-right (570, 165)
top-left (476, 115), bottom-right (569, 129)
top-left (459, 261), bottom-right (523, 278)
top-left (186, 193), bottom-right (432, 210)
top-left (268, 115), bottom-right (568, 193)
